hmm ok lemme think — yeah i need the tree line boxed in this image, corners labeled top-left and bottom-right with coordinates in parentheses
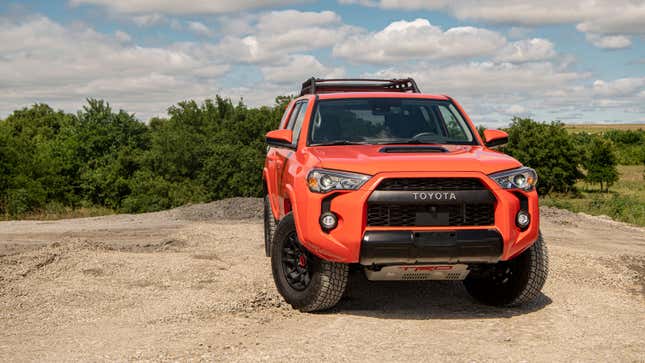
top-left (1, 99), bottom-right (643, 217)
top-left (502, 118), bottom-right (644, 194)
top-left (0, 97), bottom-right (288, 217)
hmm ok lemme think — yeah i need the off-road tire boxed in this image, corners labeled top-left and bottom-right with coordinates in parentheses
top-left (464, 233), bottom-right (548, 307)
top-left (271, 213), bottom-right (349, 312)
top-left (263, 195), bottom-right (277, 257)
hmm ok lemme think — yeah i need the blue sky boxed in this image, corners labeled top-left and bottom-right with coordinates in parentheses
top-left (1, 0), bottom-right (644, 126)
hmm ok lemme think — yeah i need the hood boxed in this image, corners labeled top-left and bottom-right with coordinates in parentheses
top-left (305, 144), bottom-right (521, 175)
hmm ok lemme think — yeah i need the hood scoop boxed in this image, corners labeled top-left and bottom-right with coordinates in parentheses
top-left (379, 146), bottom-right (448, 154)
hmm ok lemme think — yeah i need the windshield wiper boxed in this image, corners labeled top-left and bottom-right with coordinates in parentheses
top-left (312, 140), bottom-right (370, 146)
top-left (374, 138), bottom-right (444, 145)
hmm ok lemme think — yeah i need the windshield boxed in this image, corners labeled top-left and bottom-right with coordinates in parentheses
top-left (308, 98), bottom-right (477, 146)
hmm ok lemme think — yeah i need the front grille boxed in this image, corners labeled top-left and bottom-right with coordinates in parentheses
top-left (367, 204), bottom-right (494, 226)
top-left (367, 178), bottom-right (495, 227)
top-left (376, 178), bottom-right (485, 191)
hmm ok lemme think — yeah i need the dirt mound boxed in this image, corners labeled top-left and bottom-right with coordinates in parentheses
top-left (171, 197), bottom-right (263, 221)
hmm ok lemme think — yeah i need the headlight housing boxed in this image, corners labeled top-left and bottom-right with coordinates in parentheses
top-left (307, 169), bottom-right (370, 193)
top-left (489, 167), bottom-right (538, 191)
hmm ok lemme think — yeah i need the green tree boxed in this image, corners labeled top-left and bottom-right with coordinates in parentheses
top-left (502, 118), bottom-right (583, 194)
top-left (0, 104), bottom-right (78, 215)
top-left (75, 99), bottom-right (150, 208)
top-left (0, 95), bottom-right (304, 217)
top-left (583, 137), bottom-right (619, 192)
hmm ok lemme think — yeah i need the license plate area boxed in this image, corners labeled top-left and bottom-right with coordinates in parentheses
top-left (414, 211), bottom-right (449, 226)
top-left (364, 264), bottom-right (470, 281)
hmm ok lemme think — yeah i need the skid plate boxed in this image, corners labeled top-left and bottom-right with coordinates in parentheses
top-left (364, 264), bottom-right (470, 281)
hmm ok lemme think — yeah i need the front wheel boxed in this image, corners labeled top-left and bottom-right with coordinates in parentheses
top-left (271, 214), bottom-right (349, 312)
top-left (464, 233), bottom-right (549, 307)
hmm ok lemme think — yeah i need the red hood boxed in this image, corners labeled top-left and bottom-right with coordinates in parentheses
top-left (305, 144), bottom-right (521, 175)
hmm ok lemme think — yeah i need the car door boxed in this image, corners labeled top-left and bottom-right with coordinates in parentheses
top-left (266, 101), bottom-right (294, 209)
top-left (268, 101), bottom-right (302, 216)
top-left (274, 99), bottom-right (309, 216)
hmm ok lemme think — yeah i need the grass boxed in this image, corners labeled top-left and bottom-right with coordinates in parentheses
top-left (564, 123), bottom-right (645, 134)
top-left (541, 165), bottom-right (645, 226)
top-left (0, 205), bottom-right (115, 221)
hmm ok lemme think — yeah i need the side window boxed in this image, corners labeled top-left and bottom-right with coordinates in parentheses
top-left (291, 100), bottom-right (309, 146)
top-left (277, 103), bottom-right (292, 129)
top-left (438, 104), bottom-right (472, 141)
top-left (285, 103), bottom-right (302, 130)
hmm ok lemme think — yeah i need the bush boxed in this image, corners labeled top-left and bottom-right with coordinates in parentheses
top-left (502, 118), bottom-right (583, 194)
top-left (583, 137), bottom-right (619, 192)
top-left (602, 129), bottom-right (645, 165)
top-left (0, 96), bottom-right (285, 217)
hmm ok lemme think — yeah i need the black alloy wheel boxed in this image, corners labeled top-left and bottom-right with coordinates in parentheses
top-left (281, 231), bottom-right (312, 290)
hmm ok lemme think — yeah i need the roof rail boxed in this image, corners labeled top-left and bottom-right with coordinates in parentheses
top-left (299, 78), bottom-right (421, 96)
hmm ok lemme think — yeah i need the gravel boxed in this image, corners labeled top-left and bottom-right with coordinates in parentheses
top-left (0, 198), bottom-right (643, 362)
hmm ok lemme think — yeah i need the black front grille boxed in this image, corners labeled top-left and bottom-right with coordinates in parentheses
top-left (367, 178), bottom-right (495, 227)
top-left (367, 204), bottom-right (494, 226)
top-left (376, 178), bottom-right (485, 191)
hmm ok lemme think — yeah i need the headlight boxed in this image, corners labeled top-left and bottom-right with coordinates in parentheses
top-left (307, 169), bottom-right (370, 193)
top-left (489, 167), bottom-right (538, 191)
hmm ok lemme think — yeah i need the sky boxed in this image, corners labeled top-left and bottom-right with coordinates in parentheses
top-left (1, 0), bottom-right (644, 127)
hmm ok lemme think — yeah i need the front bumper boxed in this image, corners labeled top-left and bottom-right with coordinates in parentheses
top-left (294, 171), bottom-right (539, 264)
top-left (360, 229), bottom-right (503, 265)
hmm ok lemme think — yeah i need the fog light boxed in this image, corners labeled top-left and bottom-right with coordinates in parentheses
top-left (516, 210), bottom-right (530, 229)
top-left (320, 212), bottom-right (338, 230)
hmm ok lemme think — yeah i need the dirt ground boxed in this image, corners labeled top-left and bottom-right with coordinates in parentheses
top-left (1, 198), bottom-right (644, 362)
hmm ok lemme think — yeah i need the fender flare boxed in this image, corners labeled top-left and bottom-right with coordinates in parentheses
top-left (263, 166), bottom-right (281, 220)
top-left (283, 183), bottom-right (305, 241)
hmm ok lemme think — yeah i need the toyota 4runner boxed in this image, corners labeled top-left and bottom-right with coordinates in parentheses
top-left (263, 78), bottom-right (548, 312)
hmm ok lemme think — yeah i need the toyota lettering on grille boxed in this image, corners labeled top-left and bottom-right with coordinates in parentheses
top-left (412, 192), bottom-right (457, 201)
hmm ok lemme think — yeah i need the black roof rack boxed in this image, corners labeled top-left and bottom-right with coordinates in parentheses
top-left (299, 78), bottom-right (421, 96)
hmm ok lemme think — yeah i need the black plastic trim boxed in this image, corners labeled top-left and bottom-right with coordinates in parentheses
top-left (266, 138), bottom-right (296, 150)
top-left (379, 146), bottom-right (448, 153)
top-left (485, 136), bottom-right (509, 148)
top-left (368, 190), bottom-right (495, 205)
top-left (360, 229), bottom-right (503, 265)
top-left (512, 191), bottom-right (530, 231)
top-left (320, 192), bottom-right (340, 233)
top-left (300, 78), bottom-right (420, 95)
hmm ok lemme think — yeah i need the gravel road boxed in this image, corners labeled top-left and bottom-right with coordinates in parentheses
top-left (1, 198), bottom-right (643, 362)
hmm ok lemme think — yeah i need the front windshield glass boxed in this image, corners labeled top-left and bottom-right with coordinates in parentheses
top-left (308, 98), bottom-right (477, 146)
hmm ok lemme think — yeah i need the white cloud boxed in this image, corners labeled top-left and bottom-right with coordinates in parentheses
top-left (502, 104), bottom-right (530, 116)
top-left (576, 8), bottom-right (645, 35)
top-left (507, 27), bottom-right (532, 39)
top-left (206, 10), bottom-right (353, 65)
top-left (114, 30), bottom-right (131, 43)
top-left (585, 34), bottom-right (632, 49)
top-left (131, 13), bottom-right (166, 27)
top-left (256, 10), bottom-right (341, 33)
top-left (216, 14), bottom-right (257, 35)
top-left (366, 61), bottom-right (598, 125)
top-left (187, 21), bottom-right (212, 37)
top-left (592, 78), bottom-right (645, 97)
top-left (69, 0), bottom-right (307, 14)
top-left (495, 38), bottom-right (556, 62)
top-left (0, 15), bottom-right (229, 120)
top-left (371, 61), bottom-right (587, 95)
top-left (3, 6), bottom-right (643, 125)
top-left (342, 0), bottom-right (645, 36)
top-left (261, 55), bottom-right (345, 83)
top-left (333, 19), bottom-right (506, 63)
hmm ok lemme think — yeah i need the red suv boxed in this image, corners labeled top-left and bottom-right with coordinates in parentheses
top-left (263, 78), bottom-right (548, 312)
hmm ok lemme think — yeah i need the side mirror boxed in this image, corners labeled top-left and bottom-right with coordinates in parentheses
top-left (483, 129), bottom-right (508, 148)
top-left (266, 129), bottom-right (293, 148)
